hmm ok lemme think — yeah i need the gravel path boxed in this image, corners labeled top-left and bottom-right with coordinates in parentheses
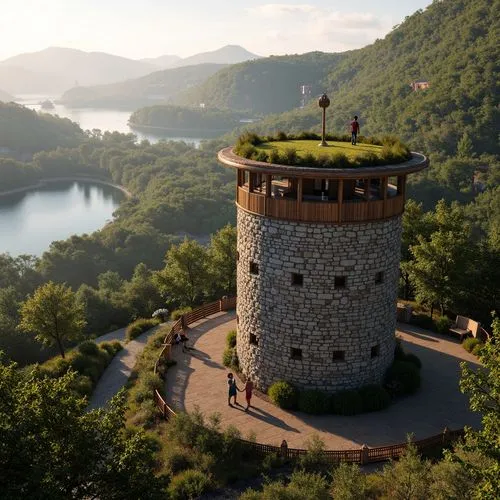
top-left (87, 324), bottom-right (162, 410)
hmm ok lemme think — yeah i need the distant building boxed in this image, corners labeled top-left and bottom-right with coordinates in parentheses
top-left (410, 81), bottom-right (430, 91)
top-left (300, 84), bottom-right (312, 107)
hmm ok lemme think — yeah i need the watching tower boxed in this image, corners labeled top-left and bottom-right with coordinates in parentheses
top-left (218, 141), bottom-right (427, 393)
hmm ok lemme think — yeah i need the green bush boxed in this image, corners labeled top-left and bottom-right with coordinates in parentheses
top-left (359, 385), bottom-right (391, 412)
top-left (435, 316), bottom-right (452, 334)
top-left (268, 380), bottom-right (298, 410)
top-left (331, 390), bottom-right (363, 415)
top-left (125, 318), bottom-right (159, 341)
top-left (78, 340), bottom-right (100, 356)
top-left (134, 372), bottom-right (163, 404)
top-left (385, 361), bottom-right (421, 396)
top-left (298, 390), bottom-right (329, 414)
top-left (404, 353), bottom-right (422, 370)
top-left (412, 313), bottom-right (436, 330)
top-left (170, 306), bottom-right (192, 320)
top-left (462, 337), bottom-right (482, 353)
top-left (70, 375), bottom-right (93, 397)
top-left (472, 343), bottom-right (484, 356)
top-left (226, 329), bottom-right (237, 348)
top-left (222, 347), bottom-right (234, 367)
top-left (164, 448), bottom-right (194, 475)
top-left (168, 469), bottom-right (212, 499)
top-left (99, 340), bottom-right (122, 356)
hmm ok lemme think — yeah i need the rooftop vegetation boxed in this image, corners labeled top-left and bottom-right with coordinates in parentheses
top-left (234, 131), bottom-right (411, 168)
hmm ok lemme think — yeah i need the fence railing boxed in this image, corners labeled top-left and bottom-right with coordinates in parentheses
top-left (152, 297), bottom-right (464, 464)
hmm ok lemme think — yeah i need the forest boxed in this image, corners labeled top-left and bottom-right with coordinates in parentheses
top-left (0, 0), bottom-right (498, 496)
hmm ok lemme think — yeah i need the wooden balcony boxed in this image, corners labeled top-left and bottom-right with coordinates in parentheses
top-left (237, 186), bottom-right (405, 223)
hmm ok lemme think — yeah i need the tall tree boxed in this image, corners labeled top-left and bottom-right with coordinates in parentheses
top-left (207, 224), bottom-right (237, 297)
top-left (0, 365), bottom-right (167, 498)
top-left (19, 281), bottom-right (86, 358)
top-left (154, 239), bottom-right (209, 307)
top-left (458, 316), bottom-right (500, 499)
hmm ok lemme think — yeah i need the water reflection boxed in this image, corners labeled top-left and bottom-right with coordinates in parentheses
top-left (0, 181), bottom-right (125, 256)
top-left (15, 95), bottom-right (208, 147)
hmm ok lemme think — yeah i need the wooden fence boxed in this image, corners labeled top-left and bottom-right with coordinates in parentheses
top-left (152, 297), bottom-right (465, 464)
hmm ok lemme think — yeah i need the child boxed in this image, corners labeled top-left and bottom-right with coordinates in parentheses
top-left (242, 378), bottom-right (254, 411)
top-left (227, 372), bottom-right (239, 406)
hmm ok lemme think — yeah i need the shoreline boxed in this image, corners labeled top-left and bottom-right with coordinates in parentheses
top-left (0, 176), bottom-right (132, 199)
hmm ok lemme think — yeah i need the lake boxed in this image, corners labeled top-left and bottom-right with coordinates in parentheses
top-left (0, 180), bottom-right (126, 256)
top-left (15, 95), bottom-right (208, 147)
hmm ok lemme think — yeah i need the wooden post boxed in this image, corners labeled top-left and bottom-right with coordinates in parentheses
top-left (337, 179), bottom-right (343, 222)
top-left (360, 444), bottom-right (369, 465)
top-left (265, 175), bottom-right (272, 216)
top-left (297, 178), bottom-right (303, 219)
top-left (280, 440), bottom-right (288, 458)
top-left (364, 178), bottom-right (371, 201)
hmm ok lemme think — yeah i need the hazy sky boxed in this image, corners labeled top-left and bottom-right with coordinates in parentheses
top-left (0, 0), bottom-right (432, 61)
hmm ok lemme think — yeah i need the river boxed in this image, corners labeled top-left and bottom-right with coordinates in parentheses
top-left (15, 95), bottom-right (207, 147)
top-left (0, 180), bottom-right (126, 256)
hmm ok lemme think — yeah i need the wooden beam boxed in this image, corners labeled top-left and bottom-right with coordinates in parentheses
top-left (338, 179), bottom-right (343, 222)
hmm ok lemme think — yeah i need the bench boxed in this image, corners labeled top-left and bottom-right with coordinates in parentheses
top-left (449, 315), bottom-right (480, 340)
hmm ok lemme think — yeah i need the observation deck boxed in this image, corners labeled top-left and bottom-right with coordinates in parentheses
top-left (218, 146), bottom-right (428, 223)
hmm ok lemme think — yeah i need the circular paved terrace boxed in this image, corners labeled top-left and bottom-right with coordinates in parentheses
top-left (164, 312), bottom-right (481, 449)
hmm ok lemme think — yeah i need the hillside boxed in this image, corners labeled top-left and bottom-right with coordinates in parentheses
top-left (141, 54), bottom-right (182, 68)
top-left (177, 52), bottom-right (345, 114)
top-left (0, 102), bottom-right (84, 155)
top-left (231, 0), bottom-right (499, 158)
top-left (59, 63), bottom-right (227, 109)
top-left (0, 47), bottom-right (157, 94)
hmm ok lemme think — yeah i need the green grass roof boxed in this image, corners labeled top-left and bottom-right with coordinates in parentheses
top-left (255, 140), bottom-right (384, 161)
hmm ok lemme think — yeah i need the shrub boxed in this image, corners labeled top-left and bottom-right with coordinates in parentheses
top-left (236, 131), bottom-right (262, 147)
top-left (300, 152), bottom-right (316, 167)
top-left (171, 306), bottom-right (192, 320)
top-left (435, 316), bottom-right (452, 335)
top-left (70, 375), bottom-right (93, 397)
top-left (126, 318), bottom-right (159, 341)
top-left (164, 448), bottom-right (193, 475)
top-left (331, 390), bottom-right (363, 415)
top-left (222, 346), bottom-right (234, 367)
top-left (78, 340), bottom-right (100, 356)
top-left (359, 385), bottom-right (391, 412)
top-left (404, 353), bottom-right (422, 370)
top-left (394, 338), bottom-right (406, 361)
top-left (385, 361), bottom-right (421, 396)
top-left (462, 337), bottom-right (482, 353)
top-left (471, 343), bottom-right (484, 356)
top-left (298, 389), bottom-right (329, 414)
top-left (268, 380), bottom-right (298, 409)
top-left (331, 463), bottom-right (368, 500)
top-left (283, 147), bottom-right (298, 165)
top-left (275, 131), bottom-right (288, 141)
top-left (226, 329), bottom-right (237, 348)
top-left (238, 142), bottom-right (258, 159)
top-left (268, 148), bottom-right (282, 164)
top-left (134, 372), bottom-right (163, 403)
top-left (412, 313), bottom-right (436, 330)
top-left (99, 340), bottom-right (122, 357)
top-left (131, 399), bottom-right (158, 429)
top-left (299, 435), bottom-right (330, 473)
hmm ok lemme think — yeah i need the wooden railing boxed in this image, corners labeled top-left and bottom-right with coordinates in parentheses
top-left (153, 297), bottom-right (464, 464)
top-left (237, 187), bottom-right (405, 223)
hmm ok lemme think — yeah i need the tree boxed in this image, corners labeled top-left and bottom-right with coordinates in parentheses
top-left (457, 315), bottom-right (500, 498)
top-left (0, 363), bottom-right (167, 498)
top-left (409, 201), bottom-right (473, 315)
top-left (381, 439), bottom-right (431, 500)
top-left (154, 239), bottom-right (209, 307)
top-left (18, 281), bottom-right (86, 358)
top-left (331, 462), bottom-right (368, 499)
top-left (457, 132), bottom-right (474, 159)
top-left (207, 224), bottom-right (237, 297)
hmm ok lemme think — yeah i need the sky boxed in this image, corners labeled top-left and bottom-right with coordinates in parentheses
top-left (0, 0), bottom-right (433, 61)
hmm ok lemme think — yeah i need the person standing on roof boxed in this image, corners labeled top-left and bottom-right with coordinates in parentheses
top-left (350, 116), bottom-right (360, 145)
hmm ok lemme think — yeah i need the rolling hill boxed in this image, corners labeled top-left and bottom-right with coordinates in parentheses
top-left (0, 47), bottom-right (157, 94)
top-left (59, 63), bottom-right (227, 109)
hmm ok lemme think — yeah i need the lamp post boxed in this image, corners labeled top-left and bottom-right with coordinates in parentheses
top-left (318, 93), bottom-right (330, 147)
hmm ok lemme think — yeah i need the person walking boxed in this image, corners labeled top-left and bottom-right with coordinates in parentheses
top-left (242, 378), bottom-right (254, 411)
top-left (350, 116), bottom-right (360, 145)
top-left (227, 372), bottom-right (239, 406)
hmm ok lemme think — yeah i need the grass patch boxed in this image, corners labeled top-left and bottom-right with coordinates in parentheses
top-left (234, 132), bottom-right (411, 168)
top-left (125, 317), bottom-right (160, 342)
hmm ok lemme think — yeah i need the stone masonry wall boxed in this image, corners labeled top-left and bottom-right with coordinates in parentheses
top-left (236, 207), bottom-right (401, 393)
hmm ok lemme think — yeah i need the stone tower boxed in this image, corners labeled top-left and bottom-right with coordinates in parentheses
top-left (218, 146), bottom-right (427, 393)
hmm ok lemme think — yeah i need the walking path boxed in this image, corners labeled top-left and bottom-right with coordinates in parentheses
top-left (165, 312), bottom-right (481, 449)
top-left (87, 324), bottom-right (161, 410)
